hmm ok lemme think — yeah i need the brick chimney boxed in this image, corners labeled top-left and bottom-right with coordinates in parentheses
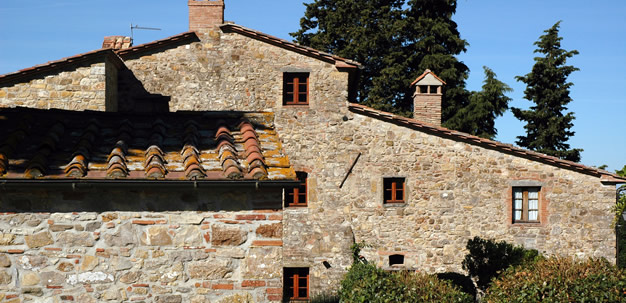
top-left (410, 69), bottom-right (445, 127)
top-left (102, 36), bottom-right (132, 50)
top-left (188, 0), bottom-right (225, 32)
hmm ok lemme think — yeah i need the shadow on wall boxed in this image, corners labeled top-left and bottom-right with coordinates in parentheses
top-left (0, 187), bottom-right (282, 212)
top-left (117, 67), bottom-right (170, 113)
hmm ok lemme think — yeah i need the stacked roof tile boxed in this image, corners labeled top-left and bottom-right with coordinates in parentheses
top-left (0, 108), bottom-right (295, 182)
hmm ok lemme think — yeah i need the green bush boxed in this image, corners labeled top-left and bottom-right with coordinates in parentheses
top-left (485, 257), bottom-right (626, 302)
top-left (339, 262), bottom-right (472, 303)
top-left (309, 293), bottom-right (340, 303)
top-left (462, 236), bottom-right (541, 290)
top-left (340, 243), bottom-right (472, 302)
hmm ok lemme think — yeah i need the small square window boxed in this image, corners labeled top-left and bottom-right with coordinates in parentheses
top-left (513, 187), bottom-right (540, 223)
top-left (283, 73), bottom-right (309, 105)
top-left (284, 267), bottom-right (309, 301)
top-left (429, 85), bottom-right (439, 94)
top-left (384, 177), bottom-right (405, 204)
top-left (285, 172), bottom-right (307, 207)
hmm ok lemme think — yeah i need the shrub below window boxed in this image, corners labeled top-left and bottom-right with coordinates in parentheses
top-left (484, 257), bottom-right (626, 302)
top-left (462, 236), bottom-right (541, 290)
top-left (339, 262), bottom-right (472, 303)
top-left (340, 243), bottom-right (472, 303)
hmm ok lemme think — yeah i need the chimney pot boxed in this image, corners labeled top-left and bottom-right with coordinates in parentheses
top-left (411, 70), bottom-right (445, 127)
top-left (102, 36), bottom-right (133, 50)
top-left (188, 0), bottom-right (225, 32)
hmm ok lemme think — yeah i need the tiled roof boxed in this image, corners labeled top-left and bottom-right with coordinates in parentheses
top-left (348, 103), bottom-right (626, 183)
top-left (220, 24), bottom-right (362, 69)
top-left (0, 49), bottom-right (124, 85)
top-left (115, 32), bottom-right (200, 59)
top-left (410, 69), bottom-right (446, 86)
top-left (0, 108), bottom-right (295, 183)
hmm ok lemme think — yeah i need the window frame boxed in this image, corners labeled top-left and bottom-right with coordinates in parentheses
top-left (283, 73), bottom-right (309, 106)
top-left (285, 172), bottom-right (308, 207)
top-left (383, 177), bottom-right (406, 204)
top-left (284, 267), bottom-right (310, 301)
top-left (512, 187), bottom-right (540, 223)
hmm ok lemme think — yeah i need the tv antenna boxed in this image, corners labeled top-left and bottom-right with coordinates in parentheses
top-left (130, 23), bottom-right (162, 40)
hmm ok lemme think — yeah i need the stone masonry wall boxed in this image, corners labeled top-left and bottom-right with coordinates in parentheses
top-left (118, 28), bottom-right (617, 296)
top-left (276, 109), bottom-right (616, 277)
top-left (120, 30), bottom-right (348, 112)
top-left (0, 63), bottom-right (109, 112)
top-left (0, 187), bottom-right (285, 302)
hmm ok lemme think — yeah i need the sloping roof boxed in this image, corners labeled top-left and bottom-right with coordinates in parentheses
top-left (0, 108), bottom-right (295, 183)
top-left (115, 32), bottom-right (200, 59)
top-left (348, 103), bottom-right (625, 183)
top-left (220, 23), bottom-right (362, 69)
top-left (410, 69), bottom-right (446, 86)
top-left (0, 49), bottom-right (124, 85)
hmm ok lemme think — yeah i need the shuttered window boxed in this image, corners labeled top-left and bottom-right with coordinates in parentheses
top-left (284, 267), bottom-right (309, 301)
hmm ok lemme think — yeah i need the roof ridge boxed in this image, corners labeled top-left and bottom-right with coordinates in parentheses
top-left (0, 49), bottom-right (123, 84)
top-left (348, 103), bottom-right (625, 182)
top-left (219, 23), bottom-right (362, 68)
top-left (114, 31), bottom-right (199, 58)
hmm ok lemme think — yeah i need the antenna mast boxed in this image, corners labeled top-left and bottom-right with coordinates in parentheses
top-left (130, 23), bottom-right (162, 40)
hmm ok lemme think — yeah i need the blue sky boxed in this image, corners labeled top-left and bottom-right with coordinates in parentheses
top-left (1, 0), bottom-right (624, 172)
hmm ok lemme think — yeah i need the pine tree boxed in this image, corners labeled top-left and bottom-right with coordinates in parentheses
top-left (445, 66), bottom-right (512, 139)
top-left (291, 0), bottom-right (470, 119)
top-left (513, 21), bottom-right (582, 162)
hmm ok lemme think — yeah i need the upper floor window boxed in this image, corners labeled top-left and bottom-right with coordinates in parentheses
top-left (513, 187), bottom-right (540, 223)
top-left (286, 172), bottom-right (307, 207)
top-left (283, 73), bottom-right (309, 105)
top-left (384, 177), bottom-right (405, 204)
top-left (284, 267), bottom-right (309, 301)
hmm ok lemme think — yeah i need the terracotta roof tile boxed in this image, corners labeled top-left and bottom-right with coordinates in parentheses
top-left (115, 32), bottom-right (200, 59)
top-left (0, 108), bottom-right (295, 182)
top-left (410, 69), bottom-right (447, 86)
top-left (220, 24), bottom-right (362, 69)
top-left (348, 103), bottom-right (626, 183)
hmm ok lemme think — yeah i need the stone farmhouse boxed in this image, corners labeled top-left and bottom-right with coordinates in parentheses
top-left (0, 1), bottom-right (624, 302)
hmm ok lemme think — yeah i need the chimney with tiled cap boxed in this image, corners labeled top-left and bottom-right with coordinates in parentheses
top-left (411, 69), bottom-right (446, 127)
top-left (188, 0), bottom-right (225, 32)
top-left (102, 36), bottom-right (133, 50)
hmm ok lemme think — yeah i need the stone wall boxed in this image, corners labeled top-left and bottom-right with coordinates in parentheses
top-left (276, 110), bottom-right (616, 278)
top-left (120, 29), bottom-right (349, 112)
top-left (0, 187), bottom-right (285, 302)
top-left (0, 63), bottom-right (110, 112)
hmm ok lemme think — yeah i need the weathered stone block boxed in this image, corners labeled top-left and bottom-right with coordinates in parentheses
top-left (0, 254), bottom-right (10, 267)
top-left (256, 223), bottom-right (282, 238)
top-left (21, 271), bottom-right (40, 286)
top-left (173, 226), bottom-right (203, 247)
top-left (243, 247), bottom-right (281, 279)
top-left (80, 255), bottom-right (98, 271)
top-left (155, 295), bottom-right (182, 303)
top-left (41, 271), bottom-right (65, 285)
top-left (103, 223), bottom-right (138, 246)
top-left (141, 226), bottom-right (173, 246)
top-left (0, 234), bottom-right (15, 245)
top-left (211, 225), bottom-right (247, 246)
top-left (25, 232), bottom-right (53, 248)
top-left (119, 271), bottom-right (141, 284)
top-left (188, 259), bottom-right (232, 279)
top-left (57, 232), bottom-right (95, 247)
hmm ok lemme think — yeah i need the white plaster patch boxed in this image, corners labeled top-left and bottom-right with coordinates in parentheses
top-left (67, 272), bottom-right (114, 285)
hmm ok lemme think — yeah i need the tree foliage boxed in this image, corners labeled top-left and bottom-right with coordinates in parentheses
top-left (513, 21), bottom-right (582, 162)
top-left (291, 0), bottom-right (470, 120)
top-left (446, 67), bottom-right (512, 139)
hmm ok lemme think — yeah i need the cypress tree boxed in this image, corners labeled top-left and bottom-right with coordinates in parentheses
top-left (445, 66), bottom-right (512, 139)
top-left (513, 22), bottom-right (582, 162)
